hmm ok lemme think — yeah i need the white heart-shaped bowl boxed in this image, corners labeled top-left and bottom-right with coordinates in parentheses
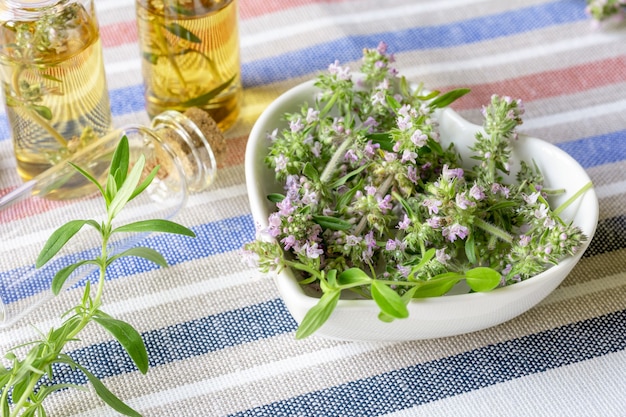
top-left (245, 79), bottom-right (599, 341)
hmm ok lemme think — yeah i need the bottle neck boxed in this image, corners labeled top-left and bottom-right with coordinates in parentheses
top-left (151, 110), bottom-right (218, 193)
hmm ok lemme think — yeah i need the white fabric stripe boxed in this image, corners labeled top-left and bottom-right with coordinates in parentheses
top-left (522, 98), bottom-right (626, 131)
top-left (94, 0), bottom-right (134, 12)
top-left (595, 180), bottom-right (626, 200)
top-left (240, 0), bottom-right (494, 48)
top-left (72, 340), bottom-right (390, 417)
top-left (1, 183), bottom-right (248, 252)
top-left (381, 349), bottom-right (626, 417)
top-left (404, 30), bottom-right (625, 78)
top-left (1, 267), bottom-right (267, 342)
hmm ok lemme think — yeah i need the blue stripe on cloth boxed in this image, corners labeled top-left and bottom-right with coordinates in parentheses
top-left (42, 305), bottom-right (626, 412)
top-left (229, 309), bottom-right (626, 417)
top-left (240, 0), bottom-right (587, 87)
top-left (0, 85), bottom-right (147, 141)
top-left (0, 214), bottom-right (255, 304)
top-left (48, 298), bottom-right (296, 384)
top-left (556, 129), bottom-right (626, 168)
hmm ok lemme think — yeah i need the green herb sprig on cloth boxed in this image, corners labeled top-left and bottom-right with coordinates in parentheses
top-left (244, 42), bottom-right (590, 339)
top-left (0, 136), bottom-right (195, 417)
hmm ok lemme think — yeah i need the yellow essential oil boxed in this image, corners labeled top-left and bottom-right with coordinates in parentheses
top-left (0, 0), bottom-right (112, 182)
top-left (136, 0), bottom-right (242, 131)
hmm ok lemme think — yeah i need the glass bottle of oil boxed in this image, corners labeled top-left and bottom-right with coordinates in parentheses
top-left (136, 0), bottom-right (242, 131)
top-left (0, 0), bottom-right (112, 182)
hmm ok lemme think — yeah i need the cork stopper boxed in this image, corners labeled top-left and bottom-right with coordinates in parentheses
top-left (150, 108), bottom-right (224, 192)
top-left (182, 107), bottom-right (227, 167)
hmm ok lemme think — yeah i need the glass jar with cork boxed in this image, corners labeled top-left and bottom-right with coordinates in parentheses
top-left (0, 107), bottom-right (225, 326)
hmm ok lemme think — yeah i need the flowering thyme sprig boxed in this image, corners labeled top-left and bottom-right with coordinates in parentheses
top-left (244, 42), bottom-right (590, 339)
top-left (586, 0), bottom-right (626, 21)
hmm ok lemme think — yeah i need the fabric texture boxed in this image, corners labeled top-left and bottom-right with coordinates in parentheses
top-left (1, 0), bottom-right (626, 415)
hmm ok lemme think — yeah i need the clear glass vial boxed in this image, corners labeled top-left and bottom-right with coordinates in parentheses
top-left (0, 109), bottom-right (220, 327)
top-left (0, 0), bottom-right (113, 181)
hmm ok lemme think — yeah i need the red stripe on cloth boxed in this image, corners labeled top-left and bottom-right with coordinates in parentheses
top-left (239, 0), bottom-right (354, 19)
top-left (0, 188), bottom-right (70, 224)
top-left (447, 55), bottom-right (626, 110)
top-left (100, 21), bottom-right (138, 48)
top-left (0, 134), bottom-right (248, 223)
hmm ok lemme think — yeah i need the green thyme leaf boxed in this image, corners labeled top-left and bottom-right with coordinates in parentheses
top-left (68, 162), bottom-right (106, 199)
top-left (366, 132), bottom-right (394, 152)
top-left (181, 74), bottom-right (236, 107)
top-left (302, 162), bottom-right (320, 181)
top-left (371, 280), bottom-right (409, 319)
top-left (40, 73), bottom-right (62, 83)
top-left (109, 247), bottom-right (168, 268)
top-left (312, 215), bottom-right (352, 231)
top-left (113, 219), bottom-right (195, 237)
top-left (142, 51), bottom-right (160, 64)
top-left (30, 105), bottom-right (53, 120)
top-left (429, 88), bottom-right (471, 108)
top-left (325, 269), bottom-right (338, 288)
top-left (413, 273), bottom-right (462, 298)
top-left (36, 220), bottom-right (92, 268)
top-left (267, 193), bottom-right (285, 203)
top-left (164, 22), bottom-right (201, 43)
top-left (465, 233), bottom-right (477, 265)
top-left (295, 289), bottom-right (340, 339)
top-left (128, 165), bottom-right (160, 202)
top-left (337, 267), bottom-right (372, 287)
top-left (329, 164), bottom-right (369, 188)
top-left (71, 361), bottom-right (142, 417)
top-left (465, 267), bottom-right (501, 292)
top-left (93, 314), bottom-right (149, 374)
top-left (51, 260), bottom-right (93, 295)
top-left (110, 136), bottom-right (130, 189)
top-left (107, 155), bottom-right (145, 219)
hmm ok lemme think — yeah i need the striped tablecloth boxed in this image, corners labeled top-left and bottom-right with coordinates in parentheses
top-left (2, 0), bottom-right (626, 415)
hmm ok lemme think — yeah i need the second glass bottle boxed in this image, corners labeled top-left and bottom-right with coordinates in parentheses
top-left (135, 0), bottom-right (242, 131)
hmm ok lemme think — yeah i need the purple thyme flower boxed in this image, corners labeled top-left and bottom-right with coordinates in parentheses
top-left (407, 166), bottom-right (418, 184)
top-left (455, 192), bottom-right (475, 210)
top-left (302, 241), bottom-right (324, 259)
top-left (397, 214), bottom-right (411, 230)
top-left (276, 197), bottom-right (295, 216)
top-left (442, 164), bottom-right (464, 181)
top-left (423, 198), bottom-right (442, 215)
top-left (274, 154), bottom-right (288, 172)
top-left (290, 118), bottom-right (304, 133)
top-left (344, 149), bottom-right (359, 162)
top-left (267, 213), bottom-right (282, 237)
top-left (266, 128), bottom-right (278, 142)
top-left (469, 184), bottom-right (485, 201)
top-left (426, 216), bottom-right (442, 228)
top-left (410, 129), bottom-right (428, 147)
top-left (364, 140), bottom-right (379, 158)
top-left (377, 194), bottom-right (393, 212)
top-left (371, 91), bottom-right (386, 106)
top-left (401, 150), bottom-right (418, 164)
top-left (281, 235), bottom-right (297, 250)
top-left (328, 60), bottom-right (351, 80)
top-left (442, 223), bottom-right (469, 242)
top-left (436, 248), bottom-right (451, 264)
top-left (306, 107), bottom-right (320, 123)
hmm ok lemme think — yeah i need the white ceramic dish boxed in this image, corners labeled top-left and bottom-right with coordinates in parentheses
top-left (245, 79), bottom-right (599, 341)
